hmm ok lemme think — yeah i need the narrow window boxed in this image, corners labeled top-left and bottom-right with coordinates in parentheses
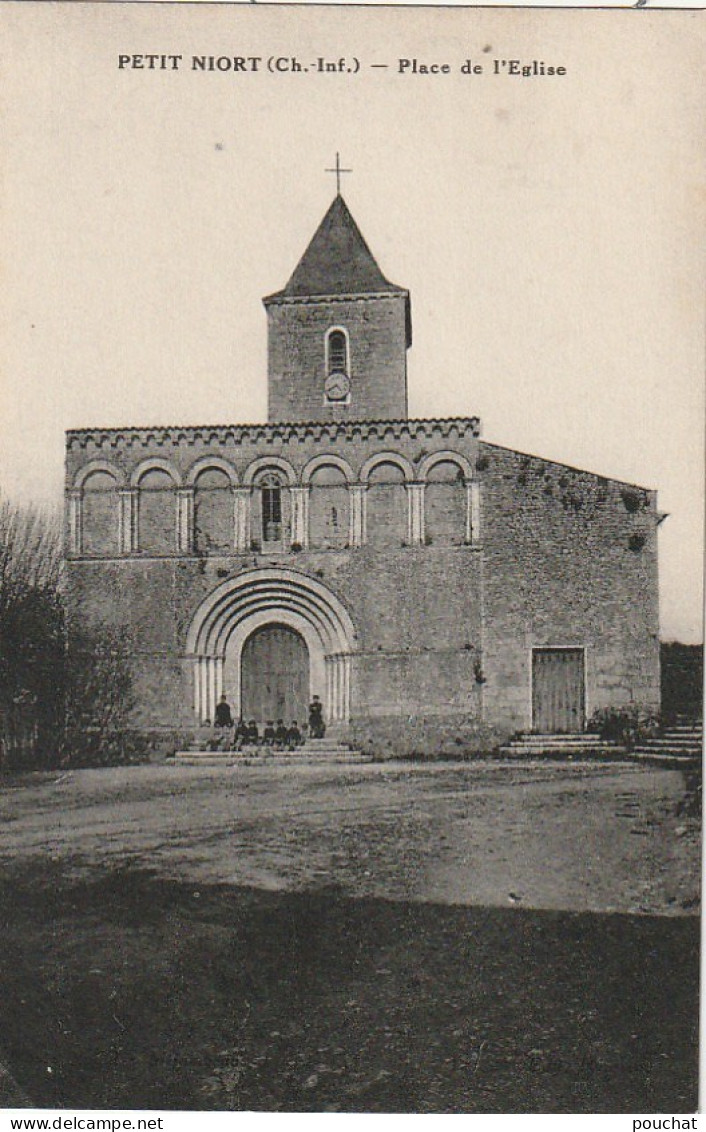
top-left (261, 475), bottom-right (282, 543)
top-left (324, 328), bottom-right (351, 403)
top-left (328, 330), bottom-right (347, 374)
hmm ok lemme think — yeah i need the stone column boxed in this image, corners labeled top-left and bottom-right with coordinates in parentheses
top-left (349, 484), bottom-right (367, 547)
top-left (214, 656), bottom-right (224, 704)
top-left (343, 654), bottom-right (351, 723)
top-left (67, 490), bottom-right (82, 555)
top-left (193, 658), bottom-right (202, 721)
top-left (205, 657), bottom-right (217, 724)
top-left (194, 657), bottom-right (217, 724)
top-left (407, 482), bottom-right (425, 545)
top-left (233, 487), bottom-right (251, 552)
top-left (325, 655), bottom-right (336, 723)
top-left (325, 654), bottom-right (352, 723)
top-left (289, 486), bottom-right (310, 549)
top-left (177, 487), bottom-right (194, 553)
top-left (467, 481), bottom-right (481, 544)
top-left (118, 488), bottom-right (138, 554)
top-left (338, 654), bottom-right (351, 723)
top-left (335, 656), bottom-right (343, 723)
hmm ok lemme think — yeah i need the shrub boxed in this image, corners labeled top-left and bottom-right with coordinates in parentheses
top-left (63, 626), bottom-right (148, 767)
top-left (0, 500), bottom-right (148, 771)
top-left (621, 489), bottom-right (642, 513)
top-left (587, 706), bottom-right (659, 749)
top-left (0, 501), bottom-right (64, 771)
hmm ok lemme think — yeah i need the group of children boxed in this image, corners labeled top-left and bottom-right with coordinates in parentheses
top-left (205, 693), bottom-right (325, 753)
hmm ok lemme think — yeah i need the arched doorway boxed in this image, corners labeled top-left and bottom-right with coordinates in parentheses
top-left (240, 623), bottom-right (309, 726)
top-left (184, 567), bottom-right (357, 728)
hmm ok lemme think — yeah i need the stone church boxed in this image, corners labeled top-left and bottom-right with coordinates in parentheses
top-left (64, 187), bottom-right (661, 754)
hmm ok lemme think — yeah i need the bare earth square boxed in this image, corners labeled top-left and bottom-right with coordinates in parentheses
top-left (0, 760), bottom-right (699, 1112)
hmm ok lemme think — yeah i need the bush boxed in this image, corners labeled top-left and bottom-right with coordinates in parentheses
top-left (0, 501), bottom-right (64, 771)
top-left (587, 706), bottom-right (659, 749)
top-left (63, 626), bottom-right (148, 767)
top-left (621, 489), bottom-right (642, 513)
top-left (0, 500), bottom-right (147, 772)
top-left (62, 727), bottom-right (149, 768)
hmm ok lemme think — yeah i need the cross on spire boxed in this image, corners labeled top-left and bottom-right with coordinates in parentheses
top-left (325, 152), bottom-right (352, 196)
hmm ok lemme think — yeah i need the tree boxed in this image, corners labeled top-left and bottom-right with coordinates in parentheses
top-left (0, 499), bottom-right (64, 769)
top-left (64, 625), bottom-right (146, 766)
top-left (0, 497), bottom-right (146, 770)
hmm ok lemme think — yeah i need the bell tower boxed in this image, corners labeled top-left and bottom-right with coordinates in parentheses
top-left (263, 182), bottom-right (412, 423)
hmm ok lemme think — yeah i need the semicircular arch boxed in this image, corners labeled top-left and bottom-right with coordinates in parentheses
top-left (74, 459), bottom-right (126, 490)
top-left (243, 456), bottom-right (297, 487)
top-left (186, 567), bottom-right (356, 657)
top-left (301, 454), bottom-right (355, 485)
top-left (185, 567), bottom-right (357, 726)
top-left (418, 449), bottom-right (474, 483)
top-left (359, 451), bottom-right (414, 484)
top-left (186, 456), bottom-right (239, 487)
top-left (224, 609), bottom-right (325, 724)
top-left (130, 457), bottom-right (182, 488)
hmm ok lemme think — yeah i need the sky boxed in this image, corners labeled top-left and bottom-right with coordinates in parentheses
top-left (1, 3), bottom-right (704, 642)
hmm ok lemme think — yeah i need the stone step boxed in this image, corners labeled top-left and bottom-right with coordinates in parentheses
top-left (656, 733), bottom-right (701, 742)
top-left (174, 750), bottom-right (370, 767)
top-left (499, 732), bottom-right (626, 758)
top-left (179, 743), bottom-right (356, 755)
top-left (185, 731), bottom-right (341, 748)
top-left (629, 750), bottom-right (700, 762)
top-left (638, 737), bottom-right (703, 749)
top-left (502, 736), bottom-right (621, 748)
top-left (499, 745), bottom-right (625, 758)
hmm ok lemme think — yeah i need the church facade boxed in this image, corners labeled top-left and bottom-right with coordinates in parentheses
top-left (64, 193), bottom-right (661, 754)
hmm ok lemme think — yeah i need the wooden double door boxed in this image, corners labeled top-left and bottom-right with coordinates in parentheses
top-left (240, 623), bottom-right (310, 727)
top-left (532, 648), bottom-right (585, 733)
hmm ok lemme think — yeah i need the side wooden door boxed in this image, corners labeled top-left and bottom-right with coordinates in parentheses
top-left (532, 648), bottom-right (585, 733)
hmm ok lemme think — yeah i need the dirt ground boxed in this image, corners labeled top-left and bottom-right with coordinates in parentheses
top-left (0, 759), bottom-right (700, 1112)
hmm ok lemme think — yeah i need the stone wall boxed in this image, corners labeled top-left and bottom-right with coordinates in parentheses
top-left (64, 422), bottom-right (661, 754)
top-left (477, 442), bottom-right (661, 734)
top-left (65, 419), bottom-right (484, 751)
top-left (265, 295), bottom-right (409, 422)
top-left (64, 544), bottom-right (485, 742)
top-left (65, 418), bottom-right (480, 558)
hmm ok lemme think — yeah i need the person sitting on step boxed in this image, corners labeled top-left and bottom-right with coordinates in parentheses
top-left (274, 719), bottom-right (288, 748)
top-left (232, 716), bottom-right (248, 751)
top-left (286, 720), bottom-right (302, 750)
top-left (262, 720), bottom-right (276, 747)
top-left (246, 719), bottom-right (259, 746)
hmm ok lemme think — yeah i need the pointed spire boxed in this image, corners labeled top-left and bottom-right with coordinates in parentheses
top-left (266, 195), bottom-right (405, 301)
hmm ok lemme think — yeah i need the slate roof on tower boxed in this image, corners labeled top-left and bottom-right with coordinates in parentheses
top-left (265, 194), bottom-right (407, 301)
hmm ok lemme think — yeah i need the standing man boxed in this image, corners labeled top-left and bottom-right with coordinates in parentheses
top-left (214, 693), bottom-right (233, 729)
top-left (308, 695), bottom-right (325, 739)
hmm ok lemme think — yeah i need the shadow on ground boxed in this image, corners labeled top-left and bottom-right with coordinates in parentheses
top-left (0, 865), bottom-right (698, 1113)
